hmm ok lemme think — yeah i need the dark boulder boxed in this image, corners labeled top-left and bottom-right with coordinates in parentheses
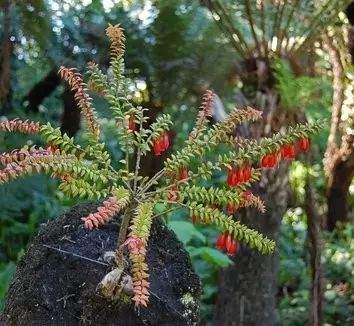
top-left (0, 203), bottom-right (200, 326)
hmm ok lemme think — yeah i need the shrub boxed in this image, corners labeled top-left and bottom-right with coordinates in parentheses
top-left (0, 24), bottom-right (323, 307)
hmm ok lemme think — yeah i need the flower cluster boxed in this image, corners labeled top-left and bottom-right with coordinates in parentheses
top-left (227, 163), bottom-right (252, 187)
top-left (216, 232), bottom-right (238, 256)
top-left (260, 137), bottom-right (310, 168)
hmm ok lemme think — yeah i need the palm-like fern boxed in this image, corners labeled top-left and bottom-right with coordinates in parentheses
top-left (203, 0), bottom-right (351, 58)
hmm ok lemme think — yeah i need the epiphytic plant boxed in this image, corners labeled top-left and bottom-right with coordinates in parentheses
top-left (0, 24), bottom-right (323, 307)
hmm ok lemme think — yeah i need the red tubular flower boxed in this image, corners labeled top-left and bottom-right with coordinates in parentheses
top-left (227, 240), bottom-right (238, 256)
top-left (227, 167), bottom-right (237, 187)
top-left (236, 168), bottom-right (244, 184)
top-left (192, 214), bottom-right (198, 224)
top-left (227, 163), bottom-right (253, 187)
top-left (178, 167), bottom-right (188, 180)
top-left (242, 164), bottom-right (252, 182)
top-left (153, 138), bottom-right (163, 155)
top-left (260, 154), bottom-right (270, 168)
top-left (163, 132), bottom-right (170, 151)
top-left (216, 233), bottom-right (227, 250)
top-left (297, 138), bottom-right (310, 152)
top-left (225, 233), bottom-right (233, 253)
top-left (281, 144), bottom-right (296, 160)
top-left (153, 132), bottom-right (170, 156)
top-left (216, 232), bottom-right (238, 256)
top-left (128, 116), bottom-right (136, 132)
top-left (260, 153), bottom-right (278, 168)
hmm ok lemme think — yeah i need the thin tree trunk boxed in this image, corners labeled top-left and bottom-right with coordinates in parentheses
top-left (305, 172), bottom-right (323, 326)
top-left (23, 68), bottom-right (61, 112)
top-left (0, 0), bottom-right (13, 113)
top-left (214, 165), bottom-right (289, 326)
top-left (61, 86), bottom-right (81, 137)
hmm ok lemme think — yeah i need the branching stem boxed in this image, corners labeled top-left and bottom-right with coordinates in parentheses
top-left (115, 206), bottom-right (133, 266)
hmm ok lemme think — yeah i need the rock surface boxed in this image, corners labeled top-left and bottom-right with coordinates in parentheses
top-left (0, 203), bottom-right (200, 326)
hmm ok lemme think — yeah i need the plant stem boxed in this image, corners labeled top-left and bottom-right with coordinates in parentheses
top-left (137, 168), bottom-right (165, 195)
top-left (115, 206), bottom-right (133, 266)
top-left (133, 115), bottom-right (144, 191)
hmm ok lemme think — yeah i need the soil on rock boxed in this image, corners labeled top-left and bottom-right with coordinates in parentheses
top-left (0, 203), bottom-right (200, 326)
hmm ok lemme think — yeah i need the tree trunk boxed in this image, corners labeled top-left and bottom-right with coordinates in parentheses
top-left (326, 157), bottom-right (354, 231)
top-left (60, 86), bottom-right (81, 137)
top-left (323, 31), bottom-right (354, 231)
top-left (0, 0), bottom-right (13, 113)
top-left (22, 68), bottom-right (61, 113)
top-left (305, 173), bottom-right (324, 326)
top-left (214, 164), bottom-right (289, 326)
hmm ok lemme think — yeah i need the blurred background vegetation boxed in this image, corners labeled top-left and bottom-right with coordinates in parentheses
top-left (0, 0), bottom-right (353, 325)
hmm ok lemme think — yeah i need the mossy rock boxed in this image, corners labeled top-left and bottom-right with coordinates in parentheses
top-left (0, 203), bottom-right (201, 326)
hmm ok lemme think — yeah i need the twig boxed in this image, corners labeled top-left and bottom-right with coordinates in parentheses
top-left (244, 0), bottom-right (262, 56)
top-left (133, 112), bottom-right (144, 191)
top-left (137, 168), bottom-right (165, 195)
top-left (43, 244), bottom-right (109, 266)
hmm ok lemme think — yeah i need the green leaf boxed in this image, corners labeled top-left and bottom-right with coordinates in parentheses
top-left (168, 221), bottom-right (206, 245)
top-left (187, 246), bottom-right (233, 268)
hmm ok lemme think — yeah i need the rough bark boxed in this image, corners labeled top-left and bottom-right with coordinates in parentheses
top-left (326, 154), bottom-right (354, 231)
top-left (305, 173), bottom-right (324, 326)
top-left (323, 34), bottom-right (354, 231)
top-left (213, 165), bottom-right (289, 326)
top-left (0, 203), bottom-right (201, 325)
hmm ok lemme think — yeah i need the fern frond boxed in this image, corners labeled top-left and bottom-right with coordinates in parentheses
top-left (127, 201), bottom-right (155, 307)
top-left (165, 106), bottom-right (262, 173)
top-left (58, 178), bottom-right (108, 200)
top-left (189, 90), bottom-right (215, 140)
top-left (106, 24), bottom-right (126, 58)
top-left (0, 118), bottom-right (40, 134)
top-left (0, 152), bottom-right (77, 184)
top-left (181, 185), bottom-right (265, 213)
top-left (40, 123), bottom-right (83, 156)
top-left (59, 66), bottom-right (100, 140)
top-left (0, 146), bottom-right (50, 166)
top-left (81, 188), bottom-right (130, 230)
top-left (87, 61), bottom-right (109, 95)
top-left (189, 203), bottom-right (275, 254)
